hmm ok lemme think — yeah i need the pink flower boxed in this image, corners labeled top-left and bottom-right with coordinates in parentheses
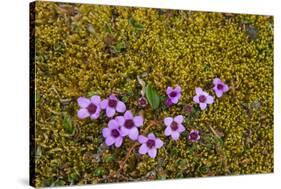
top-left (102, 118), bottom-right (126, 147)
top-left (188, 129), bottom-right (200, 142)
top-left (193, 87), bottom-right (214, 110)
top-left (116, 110), bottom-right (144, 140)
top-left (213, 78), bottom-right (229, 98)
top-left (164, 115), bottom-right (185, 140)
top-left (138, 133), bottom-right (164, 158)
top-left (166, 86), bottom-right (182, 105)
top-left (77, 96), bottom-right (101, 119)
top-left (100, 94), bottom-right (126, 117)
top-left (164, 98), bottom-right (173, 107)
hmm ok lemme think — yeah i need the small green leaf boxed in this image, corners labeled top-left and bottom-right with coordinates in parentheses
top-left (63, 112), bottom-right (74, 134)
top-left (145, 84), bottom-right (160, 110)
top-left (128, 17), bottom-right (144, 30)
top-left (112, 41), bottom-right (126, 53)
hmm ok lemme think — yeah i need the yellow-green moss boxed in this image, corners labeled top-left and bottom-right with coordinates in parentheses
top-left (34, 1), bottom-right (273, 187)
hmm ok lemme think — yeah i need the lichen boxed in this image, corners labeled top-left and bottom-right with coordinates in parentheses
top-left (33, 1), bottom-right (273, 187)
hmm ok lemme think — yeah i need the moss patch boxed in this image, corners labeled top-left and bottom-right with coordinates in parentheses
top-left (33, 1), bottom-right (273, 187)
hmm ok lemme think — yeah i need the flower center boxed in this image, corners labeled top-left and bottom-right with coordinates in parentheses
top-left (146, 139), bottom-right (155, 149)
top-left (199, 95), bottom-right (206, 103)
top-left (169, 91), bottom-right (177, 98)
top-left (171, 121), bottom-right (178, 131)
top-left (217, 84), bottom-right (224, 90)
top-left (111, 129), bottom-right (120, 138)
top-left (87, 103), bottom-right (97, 114)
top-left (108, 99), bottom-right (117, 108)
top-left (124, 119), bottom-right (134, 129)
top-left (190, 132), bottom-right (198, 140)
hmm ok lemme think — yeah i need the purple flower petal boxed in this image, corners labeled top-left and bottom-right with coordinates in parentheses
top-left (213, 78), bottom-right (221, 85)
top-left (164, 117), bottom-right (173, 127)
top-left (124, 110), bottom-right (133, 119)
top-left (215, 89), bottom-right (223, 98)
top-left (138, 135), bottom-right (148, 143)
top-left (100, 99), bottom-right (108, 109)
top-left (116, 101), bottom-right (126, 113)
top-left (102, 128), bottom-right (110, 138)
top-left (195, 87), bottom-right (203, 95)
top-left (165, 98), bottom-right (174, 107)
top-left (90, 95), bottom-right (101, 104)
top-left (120, 127), bottom-right (129, 136)
top-left (108, 94), bottom-right (119, 101)
top-left (170, 97), bottom-right (179, 104)
top-left (77, 97), bottom-right (91, 108)
top-left (108, 119), bottom-right (118, 129)
top-left (223, 84), bottom-right (229, 92)
top-left (128, 127), bottom-right (139, 140)
top-left (202, 91), bottom-right (209, 97)
top-left (115, 137), bottom-right (123, 148)
top-left (105, 137), bottom-right (115, 146)
top-left (171, 131), bottom-right (180, 140)
top-left (77, 108), bottom-right (90, 119)
top-left (155, 139), bottom-right (164, 148)
top-left (164, 126), bottom-right (172, 136)
top-left (90, 111), bottom-right (100, 120)
top-left (106, 107), bottom-right (115, 117)
top-left (115, 116), bottom-right (125, 126)
top-left (174, 115), bottom-right (184, 124)
top-left (193, 95), bottom-right (200, 103)
top-left (109, 94), bottom-right (118, 100)
top-left (148, 133), bottom-right (156, 140)
top-left (133, 116), bottom-right (144, 127)
top-left (178, 124), bottom-right (185, 132)
top-left (148, 148), bottom-right (157, 158)
top-left (139, 144), bottom-right (148, 154)
top-left (199, 103), bottom-right (207, 110)
top-left (166, 87), bottom-right (173, 95)
top-left (206, 95), bottom-right (214, 104)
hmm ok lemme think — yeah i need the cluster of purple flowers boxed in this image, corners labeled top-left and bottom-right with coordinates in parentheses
top-left (77, 93), bottom-right (163, 158)
top-left (77, 78), bottom-right (229, 158)
top-left (193, 78), bottom-right (229, 110)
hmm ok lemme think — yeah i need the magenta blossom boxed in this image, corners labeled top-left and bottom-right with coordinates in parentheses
top-left (193, 87), bottom-right (214, 110)
top-left (102, 118), bottom-right (126, 147)
top-left (213, 78), bottom-right (229, 98)
top-left (100, 94), bottom-right (126, 117)
top-left (188, 129), bottom-right (200, 142)
top-left (138, 133), bottom-right (164, 158)
top-left (77, 96), bottom-right (101, 119)
top-left (116, 110), bottom-right (144, 140)
top-left (164, 115), bottom-right (185, 140)
top-left (166, 86), bottom-right (182, 104)
top-left (164, 98), bottom-right (173, 107)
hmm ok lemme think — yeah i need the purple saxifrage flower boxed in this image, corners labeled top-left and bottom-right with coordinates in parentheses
top-left (100, 94), bottom-right (126, 117)
top-left (102, 118), bottom-right (125, 147)
top-left (193, 87), bottom-right (214, 110)
top-left (77, 96), bottom-right (101, 120)
top-left (213, 78), bottom-right (229, 98)
top-left (116, 110), bottom-right (144, 140)
top-left (164, 98), bottom-right (173, 107)
top-left (188, 129), bottom-right (200, 142)
top-left (164, 115), bottom-right (185, 140)
top-left (138, 133), bottom-right (164, 158)
top-left (166, 86), bottom-right (182, 105)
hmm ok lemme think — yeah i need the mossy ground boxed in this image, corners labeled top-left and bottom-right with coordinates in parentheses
top-left (33, 1), bottom-right (273, 187)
